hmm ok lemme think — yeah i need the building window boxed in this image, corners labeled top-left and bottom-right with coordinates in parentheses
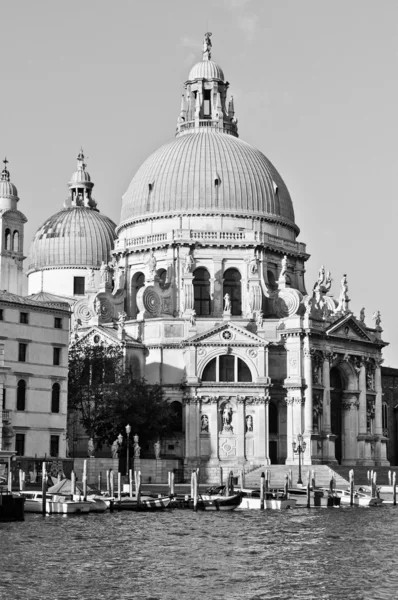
top-left (223, 268), bottom-right (242, 315)
top-left (18, 343), bottom-right (27, 362)
top-left (13, 230), bottom-right (19, 252)
top-left (170, 401), bottom-right (183, 432)
top-left (20, 312), bottom-right (29, 324)
top-left (2, 387), bottom-right (5, 409)
top-left (50, 435), bottom-right (59, 457)
top-left (15, 433), bottom-right (25, 456)
top-left (5, 228), bottom-right (11, 250)
top-left (53, 347), bottom-right (61, 366)
top-left (16, 380), bottom-right (26, 411)
top-left (201, 356), bottom-right (252, 383)
top-left (51, 383), bottom-right (60, 413)
top-left (269, 403), bottom-right (278, 434)
top-left (54, 317), bottom-right (62, 329)
top-left (73, 276), bottom-right (85, 295)
top-left (382, 402), bottom-right (388, 436)
top-left (193, 268), bottom-right (211, 316)
top-left (0, 309), bottom-right (3, 321)
top-left (203, 89), bottom-right (211, 116)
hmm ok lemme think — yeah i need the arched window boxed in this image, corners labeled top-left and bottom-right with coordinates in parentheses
top-left (382, 402), bottom-right (388, 435)
top-left (17, 380), bottom-right (26, 411)
top-left (12, 230), bottom-right (19, 252)
top-left (202, 356), bottom-right (252, 383)
top-left (170, 401), bottom-right (183, 432)
top-left (5, 229), bottom-right (11, 251)
top-left (193, 268), bottom-right (211, 316)
top-left (51, 383), bottom-right (60, 413)
top-left (269, 402), bottom-right (278, 434)
top-left (130, 272), bottom-right (145, 319)
top-left (223, 268), bottom-right (241, 315)
top-left (267, 270), bottom-right (277, 291)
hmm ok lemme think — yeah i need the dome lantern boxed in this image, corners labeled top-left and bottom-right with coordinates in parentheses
top-left (0, 157), bottom-right (19, 207)
top-left (65, 148), bottom-right (97, 210)
top-left (176, 33), bottom-right (238, 138)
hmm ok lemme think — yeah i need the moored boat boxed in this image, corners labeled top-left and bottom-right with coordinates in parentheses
top-left (236, 487), bottom-right (296, 510)
top-left (325, 488), bottom-right (383, 507)
top-left (191, 493), bottom-right (242, 511)
top-left (19, 491), bottom-right (91, 514)
top-left (113, 494), bottom-right (172, 511)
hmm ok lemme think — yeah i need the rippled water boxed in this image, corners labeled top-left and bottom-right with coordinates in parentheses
top-left (1, 506), bottom-right (398, 600)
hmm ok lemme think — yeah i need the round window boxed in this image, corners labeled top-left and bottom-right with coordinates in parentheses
top-left (222, 330), bottom-right (232, 340)
top-left (93, 335), bottom-right (100, 344)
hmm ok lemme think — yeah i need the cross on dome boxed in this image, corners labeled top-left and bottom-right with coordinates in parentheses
top-left (1, 157), bottom-right (10, 181)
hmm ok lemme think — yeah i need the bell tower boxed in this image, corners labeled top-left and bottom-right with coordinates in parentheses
top-left (0, 158), bottom-right (27, 294)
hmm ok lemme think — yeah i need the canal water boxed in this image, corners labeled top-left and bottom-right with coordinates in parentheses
top-left (1, 506), bottom-right (398, 600)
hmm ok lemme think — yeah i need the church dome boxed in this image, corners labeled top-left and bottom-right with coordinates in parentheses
top-left (29, 151), bottom-right (117, 271)
top-left (119, 131), bottom-right (296, 231)
top-left (0, 159), bottom-right (18, 199)
top-left (29, 207), bottom-right (116, 270)
top-left (118, 34), bottom-right (297, 235)
top-left (188, 60), bottom-right (224, 81)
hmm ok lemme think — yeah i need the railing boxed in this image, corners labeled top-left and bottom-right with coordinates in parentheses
top-left (116, 229), bottom-right (307, 255)
top-left (176, 119), bottom-right (238, 137)
top-left (1, 410), bottom-right (10, 422)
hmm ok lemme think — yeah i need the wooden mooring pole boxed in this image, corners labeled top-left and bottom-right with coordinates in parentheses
top-left (260, 472), bottom-right (265, 510)
top-left (41, 462), bottom-right (47, 516)
top-left (306, 471), bottom-right (311, 509)
top-left (393, 472), bottom-right (397, 506)
top-left (349, 469), bottom-right (354, 507)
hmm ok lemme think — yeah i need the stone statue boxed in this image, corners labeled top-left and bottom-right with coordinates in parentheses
top-left (280, 255), bottom-right (288, 278)
top-left (133, 434), bottom-right (141, 458)
top-left (360, 307), bottom-right (365, 323)
top-left (111, 439), bottom-right (119, 459)
top-left (154, 440), bottom-right (161, 459)
top-left (222, 403), bottom-right (233, 432)
top-left (249, 254), bottom-right (258, 275)
top-left (65, 437), bottom-right (70, 458)
top-left (324, 271), bottom-right (332, 292)
top-left (201, 414), bottom-right (209, 432)
top-left (373, 310), bottom-right (381, 328)
top-left (337, 274), bottom-right (349, 313)
top-left (147, 251), bottom-right (157, 275)
top-left (118, 311), bottom-right (127, 331)
top-left (256, 310), bottom-right (264, 328)
top-left (223, 293), bottom-right (231, 312)
top-left (100, 261), bottom-right (108, 283)
top-left (184, 252), bottom-right (194, 273)
top-left (72, 318), bottom-right (81, 338)
top-left (87, 268), bottom-right (95, 289)
top-left (246, 415), bottom-right (253, 432)
top-left (203, 32), bottom-right (212, 60)
top-left (313, 265), bottom-right (325, 292)
top-left (94, 298), bottom-right (102, 315)
top-left (189, 310), bottom-right (196, 326)
top-left (305, 297), bottom-right (313, 316)
top-left (87, 438), bottom-right (95, 458)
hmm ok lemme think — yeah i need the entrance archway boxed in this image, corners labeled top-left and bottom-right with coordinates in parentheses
top-left (330, 368), bottom-right (343, 464)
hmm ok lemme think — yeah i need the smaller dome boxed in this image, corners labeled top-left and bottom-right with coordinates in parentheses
top-left (188, 60), bottom-right (224, 81)
top-left (70, 169), bottom-right (91, 184)
top-left (0, 179), bottom-right (18, 198)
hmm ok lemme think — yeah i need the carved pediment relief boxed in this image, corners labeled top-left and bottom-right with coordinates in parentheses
top-left (326, 316), bottom-right (373, 342)
top-left (184, 322), bottom-right (268, 347)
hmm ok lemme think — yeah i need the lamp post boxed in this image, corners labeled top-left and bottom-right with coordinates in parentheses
top-left (292, 433), bottom-right (306, 485)
top-left (125, 424), bottom-right (131, 477)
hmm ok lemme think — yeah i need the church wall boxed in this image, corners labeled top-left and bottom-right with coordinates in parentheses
top-left (28, 267), bottom-right (101, 297)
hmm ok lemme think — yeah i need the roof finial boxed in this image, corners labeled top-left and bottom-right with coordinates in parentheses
top-left (203, 32), bottom-right (212, 61)
top-left (77, 147), bottom-right (86, 171)
top-left (1, 157), bottom-right (10, 182)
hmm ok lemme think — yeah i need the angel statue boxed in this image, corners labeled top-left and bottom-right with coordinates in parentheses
top-left (203, 32), bottom-right (212, 60)
top-left (373, 310), bottom-right (382, 328)
top-left (224, 293), bottom-right (231, 312)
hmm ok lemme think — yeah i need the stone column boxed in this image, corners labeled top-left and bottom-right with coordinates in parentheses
top-left (184, 397), bottom-right (201, 463)
top-left (374, 362), bottom-right (383, 436)
top-left (341, 394), bottom-right (359, 465)
top-left (182, 273), bottom-right (194, 316)
top-left (322, 354), bottom-right (331, 433)
top-left (264, 396), bottom-right (270, 464)
top-left (208, 397), bottom-right (219, 462)
top-left (285, 391), bottom-right (304, 465)
top-left (303, 343), bottom-right (313, 435)
top-left (236, 397), bottom-right (246, 460)
top-left (213, 260), bottom-right (223, 315)
top-left (358, 361), bottom-right (367, 434)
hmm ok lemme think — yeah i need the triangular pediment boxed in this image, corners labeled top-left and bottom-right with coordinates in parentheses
top-left (71, 325), bottom-right (144, 348)
top-left (326, 314), bottom-right (373, 342)
top-left (184, 322), bottom-right (268, 347)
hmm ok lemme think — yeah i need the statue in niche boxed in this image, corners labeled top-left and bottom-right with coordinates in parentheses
top-left (189, 310), bottom-right (196, 326)
top-left (256, 310), bottom-right (264, 328)
top-left (312, 395), bottom-right (323, 433)
top-left (87, 268), bottom-right (95, 289)
top-left (222, 403), bottom-right (233, 432)
top-left (184, 252), bottom-right (195, 273)
top-left (100, 261), bottom-right (109, 283)
top-left (223, 293), bottom-right (231, 312)
top-left (246, 415), bottom-right (253, 432)
top-left (201, 414), bottom-right (209, 433)
top-left (360, 307), bottom-right (365, 323)
top-left (280, 255), bottom-right (288, 278)
top-left (133, 434), bottom-right (141, 458)
top-left (154, 440), bottom-right (161, 459)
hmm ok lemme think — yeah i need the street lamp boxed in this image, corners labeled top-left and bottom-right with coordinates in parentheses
top-left (125, 424), bottom-right (131, 477)
top-left (292, 433), bottom-right (306, 486)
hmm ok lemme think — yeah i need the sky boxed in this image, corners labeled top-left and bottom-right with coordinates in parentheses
top-left (1, 0), bottom-right (397, 364)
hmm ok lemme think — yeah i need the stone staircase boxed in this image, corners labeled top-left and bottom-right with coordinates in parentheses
top-left (239, 465), bottom-right (398, 489)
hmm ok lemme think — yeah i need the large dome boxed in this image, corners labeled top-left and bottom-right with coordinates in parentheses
top-left (119, 132), bottom-right (296, 231)
top-left (29, 207), bottom-right (117, 270)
